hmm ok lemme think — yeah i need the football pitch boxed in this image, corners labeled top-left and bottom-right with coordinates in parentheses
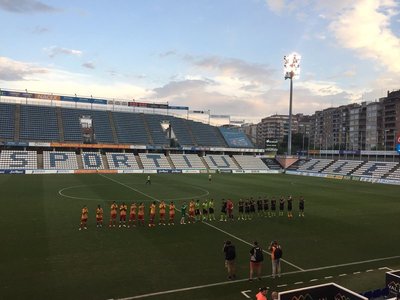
top-left (1, 173), bottom-right (400, 300)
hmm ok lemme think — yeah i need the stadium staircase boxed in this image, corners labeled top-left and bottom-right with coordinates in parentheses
top-left (76, 154), bottom-right (84, 170)
top-left (14, 104), bottom-right (21, 141)
top-left (262, 158), bottom-right (282, 170)
top-left (200, 156), bottom-right (209, 169)
top-left (102, 154), bottom-right (110, 169)
top-left (166, 155), bottom-right (176, 169)
top-left (107, 111), bottom-right (119, 144)
top-left (37, 153), bottom-right (44, 169)
top-left (56, 107), bottom-right (65, 142)
top-left (215, 128), bottom-right (228, 147)
top-left (135, 155), bottom-right (144, 169)
top-left (383, 163), bottom-right (400, 178)
top-left (286, 159), bottom-right (309, 171)
top-left (349, 161), bottom-right (367, 175)
top-left (184, 120), bottom-right (198, 146)
top-left (230, 156), bottom-right (242, 169)
top-left (141, 115), bottom-right (154, 145)
top-left (319, 160), bottom-right (336, 173)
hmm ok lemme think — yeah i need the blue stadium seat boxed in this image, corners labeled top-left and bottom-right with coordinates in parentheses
top-left (372, 289), bottom-right (381, 298)
top-left (20, 105), bottom-right (59, 141)
top-left (0, 103), bottom-right (15, 140)
top-left (112, 112), bottom-right (149, 144)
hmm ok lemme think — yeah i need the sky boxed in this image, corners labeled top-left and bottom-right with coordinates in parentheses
top-left (0, 0), bottom-right (399, 124)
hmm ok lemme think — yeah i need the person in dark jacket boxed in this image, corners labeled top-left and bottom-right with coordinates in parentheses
top-left (223, 240), bottom-right (236, 280)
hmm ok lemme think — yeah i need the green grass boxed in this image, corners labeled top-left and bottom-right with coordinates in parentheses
top-left (0, 173), bottom-right (400, 300)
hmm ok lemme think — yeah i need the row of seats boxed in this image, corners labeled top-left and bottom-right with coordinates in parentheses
top-left (0, 151), bottom-right (270, 170)
top-left (2, 103), bottom-right (252, 148)
top-left (295, 158), bottom-right (399, 178)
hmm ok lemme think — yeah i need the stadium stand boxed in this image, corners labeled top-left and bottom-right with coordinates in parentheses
top-left (82, 152), bottom-right (105, 169)
top-left (297, 159), bottom-right (333, 172)
top-left (233, 155), bottom-right (269, 170)
top-left (0, 150), bottom-right (37, 169)
top-left (43, 151), bottom-right (78, 169)
top-left (144, 114), bottom-right (170, 145)
top-left (322, 160), bottom-right (364, 175)
top-left (203, 155), bottom-right (237, 170)
top-left (0, 103), bottom-right (15, 140)
top-left (61, 108), bottom-right (114, 143)
top-left (169, 154), bottom-right (207, 169)
top-left (188, 121), bottom-right (227, 147)
top-left (20, 105), bottom-right (59, 141)
top-left (351, 161), bottom-right (398, 178)
top-left (167, 117), bottom-right (196, 146)
top-left (139, 153), bottom-right (171, 169)
top-left (112, 112), bottom-right (149, 144)
top-left (261, 158), bottom-right (282, 170)
top-left (386, 165), bottom-right (400, 180)
top-left (106, 152), bottom-right (140, 169)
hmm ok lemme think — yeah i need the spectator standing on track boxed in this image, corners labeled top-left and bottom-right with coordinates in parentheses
top-left (249, 241), bottom-right (264, 281)
top-left (269, 241), bottom-right (282, 278)
top-left (223, 240), bottom-right (236, 280)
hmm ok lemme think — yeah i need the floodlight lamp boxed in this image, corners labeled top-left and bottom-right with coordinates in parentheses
top-left (284, 52), bottom-right (301, 79)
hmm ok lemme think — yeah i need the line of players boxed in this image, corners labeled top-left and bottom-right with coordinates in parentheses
top-left (79, 196), bottom-right (305, 230)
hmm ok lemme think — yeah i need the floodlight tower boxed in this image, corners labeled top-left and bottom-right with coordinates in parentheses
top-left (284, 52), bottom-right (301, 156)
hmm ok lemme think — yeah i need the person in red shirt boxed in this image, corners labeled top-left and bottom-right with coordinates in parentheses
top-left (227, 199), bottom-right (234, 221)
top-left (138, 202), bottom-right (145, 226)
top-left (149, 201), bottom-right (156, 227)
top-left (256, 287), bottom-right (268, 300)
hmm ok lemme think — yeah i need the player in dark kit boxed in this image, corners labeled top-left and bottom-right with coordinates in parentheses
top-left (238, 199), bottom-right (244, 220)
top-left (220, 199), bottom-right (227, 221)
top-left (287, 196), bottom-right (293, 218)
top-left (299, 196), bottom-right (305, 217)
top-left (271, 197), bottom-right (277, 216)
top-left (263, 197), bottom-right (269, 217)
top-left (257, 197), bottom-right (263, 216)
top-left (244, 199), bottom-right (250, 220)
top-left (250, 198), bottom-right (256, 218)
top-left (279, 197), bottom-right (285, 217)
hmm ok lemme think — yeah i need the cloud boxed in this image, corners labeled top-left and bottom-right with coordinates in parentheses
top-left (329, 0), bottom-right (400, 73)
top-left (44, 46), bottom-right (83, 58)
top-left (159, 50), bottom-right (177, 58)
top-left (265, 0), bottom-right (287, 14)
top-left (0, 0), bottom-right (57, 13)
top-left (82, 62), bottom-right (95, 69)
top-left (0, 56), bottom-right (48, 81)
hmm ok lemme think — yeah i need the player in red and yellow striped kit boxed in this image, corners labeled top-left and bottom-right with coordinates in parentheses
top-left (138, 202), bottom-right (145, 226)
top-left (149, 201), bottom-right (156, 227)
top-left (128, 202), bottom-right (137, 228)
top-left (119, 202), bottom-right (127, 228)
top-left (159, 200), bottom-right (166, 226)
top-left (79, 205), bottom-right (88, 230)
top-left (96, 205), bottom-right (103, 228)
top-left (168, 201), bottom-right (175, 225)
top-left (109, 201), bottom-right (118, 228)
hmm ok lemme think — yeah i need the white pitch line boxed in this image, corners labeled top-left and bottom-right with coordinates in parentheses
top-left (277, 284), bottom-right (287, 288)
top-left (309, 279), bottom-right (318, 282)
top-left (294, 281), bottom-right (303, 285)
top-left (366, 269), bottom-right (374, 272)
top-left (99, 174), bottom-right (304, 271)
top-left (379, 267), bottom-right (393, 271)
top-left (339, 274), bottom-right (347, 277)
top-left (353, 271), bottom-right (361, 275)
top-left (324, 276), bottom-right (333, 279)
